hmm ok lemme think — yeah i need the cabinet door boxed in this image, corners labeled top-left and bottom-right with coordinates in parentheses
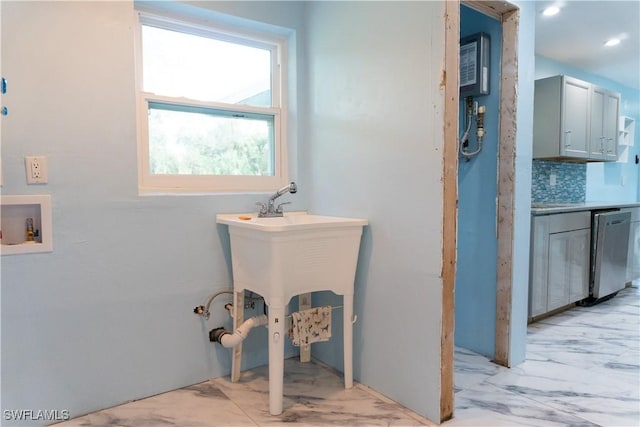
top-left (548, 229), bottom-right (590, 311)
top-left (590, 86), bottom-right (620, 161)
top-left (561, 78), bottom-right (590, 159)
top-left (603, 91), bottom-right (620, 161)
top-left (589, 87), bottom-right (606, 159)
top-left (529, 216), bottom-right (550, 317)
top-left (568, 228), bottom-right (591, 302)
top-left (548, 232), bottom-right (572, 311)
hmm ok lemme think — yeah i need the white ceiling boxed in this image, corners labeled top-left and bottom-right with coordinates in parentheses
top-left (534, 0), bottom-right (640, 90)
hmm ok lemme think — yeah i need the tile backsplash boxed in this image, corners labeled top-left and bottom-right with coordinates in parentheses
top-left (531, 160), bottom-right (586, 203)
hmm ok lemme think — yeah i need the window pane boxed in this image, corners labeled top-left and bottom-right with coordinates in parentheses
top-left (142, 25), bottom-right (272, 107)
top-left (148, 102), bottom-right (275, 176)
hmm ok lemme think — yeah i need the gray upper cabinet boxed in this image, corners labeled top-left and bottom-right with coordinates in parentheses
top-left (534, 76), bottom-right (590, 160)
top-left (533, 75), bottom-right (620, 162)
top-left (589, 85), bottom-right (620, 161)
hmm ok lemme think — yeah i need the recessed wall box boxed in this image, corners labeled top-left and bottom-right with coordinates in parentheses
top-left (460, 32), bottom-right (491, 97)
top-left (1, 194), bottom-right (53, 255)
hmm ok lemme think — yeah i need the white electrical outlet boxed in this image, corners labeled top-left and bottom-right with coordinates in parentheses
top-left (25, 156), bottom-right (48, 184)
top-left (549, 172), bottom-right (557, 187)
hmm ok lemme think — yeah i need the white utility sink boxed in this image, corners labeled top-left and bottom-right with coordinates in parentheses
top-left (216, 212), bottom-right (368, 304)
top-left (216, 212), bottom-right (368, 415)
top-left (216, 212), bottom-right (367, 233)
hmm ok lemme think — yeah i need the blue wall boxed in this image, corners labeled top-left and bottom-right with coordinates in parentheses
top-left (0, 1), bottom-right (543, 422)
top-left (536, 55), bottom-right (640, 203)
top-left (1, 0), bottom-right (453, 424)
top-left (303, 2), bottom-right (448, 420)
top-left (509, 0), bottom-right (536, 367)
top-left (455, 5), bottom-right (502, 359)
top-left (1, 2), bottom-right (307, 424)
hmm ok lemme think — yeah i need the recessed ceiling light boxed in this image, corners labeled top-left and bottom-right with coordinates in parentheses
top-left (604, 38), bottom-right (621, 47)
top-left (542, 6), bottom-right (560, 16)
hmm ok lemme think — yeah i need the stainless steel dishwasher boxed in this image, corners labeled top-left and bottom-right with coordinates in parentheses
top-left (590, 209), bottom-right (631, 300)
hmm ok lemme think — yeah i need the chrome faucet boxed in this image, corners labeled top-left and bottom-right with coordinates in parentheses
top-left (257, 182), bottom-right (297, 217)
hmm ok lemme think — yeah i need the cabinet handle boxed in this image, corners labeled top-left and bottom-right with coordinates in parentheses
top-left (564, 130), bottom-right (572, 147)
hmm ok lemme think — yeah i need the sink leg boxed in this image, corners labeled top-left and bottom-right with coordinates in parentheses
top-left (268, 305), bottom-right (286, 415)
top-left (343, 293), bottom-right (353, 389)
top-left (231, 290), bottom-right (244, 383)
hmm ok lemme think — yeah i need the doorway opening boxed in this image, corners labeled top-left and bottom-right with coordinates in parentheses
top-left (442, 0), bottom-right (520, 422)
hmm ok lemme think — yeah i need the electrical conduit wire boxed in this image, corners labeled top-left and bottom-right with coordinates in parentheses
top-left (459, 96), bottom-right (484, 159)
top-left (459, 111), bottom-right (473, 156)
top-left (461, 129), bottom-right (484, 158)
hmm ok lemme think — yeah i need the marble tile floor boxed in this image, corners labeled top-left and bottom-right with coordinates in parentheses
top-left (57, 359), bottom-right (434, 427)
top-left (450, 284), bottom-right (639, 427)
top-left (59, 285), bottom-right (638, 427)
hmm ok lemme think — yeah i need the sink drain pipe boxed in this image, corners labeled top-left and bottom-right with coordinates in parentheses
top-left (209, 315), bottom-right (268, 348)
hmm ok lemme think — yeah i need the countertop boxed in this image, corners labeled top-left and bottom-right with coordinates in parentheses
top-left (531, 201), bottom-right (640, 215)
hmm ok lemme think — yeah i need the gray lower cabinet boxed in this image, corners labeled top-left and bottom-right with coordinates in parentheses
top-left (547, 228), bottom-right (590, 311)
top-left (529, 211), bottom-right (591, 318)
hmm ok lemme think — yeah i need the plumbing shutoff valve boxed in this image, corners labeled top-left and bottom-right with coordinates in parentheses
top-left (476, 105), bottom-right (486, 138)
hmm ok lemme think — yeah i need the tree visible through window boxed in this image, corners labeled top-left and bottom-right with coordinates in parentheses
top-left (147, 103), bottom-right (274, 176)
top-left (135, 13), bottom-right (287, 192)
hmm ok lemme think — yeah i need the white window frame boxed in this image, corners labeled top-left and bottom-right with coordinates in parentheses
top-left (134, 11), bottom-right (289, 194)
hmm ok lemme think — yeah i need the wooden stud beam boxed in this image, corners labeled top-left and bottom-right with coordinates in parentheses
top-left (440, 0), bottom-right (460, 422)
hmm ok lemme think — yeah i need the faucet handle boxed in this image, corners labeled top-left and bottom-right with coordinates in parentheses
top-left (256, 202), bottom-right (267, 216)
top-left (276, 202), bottom-right (291, 214)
